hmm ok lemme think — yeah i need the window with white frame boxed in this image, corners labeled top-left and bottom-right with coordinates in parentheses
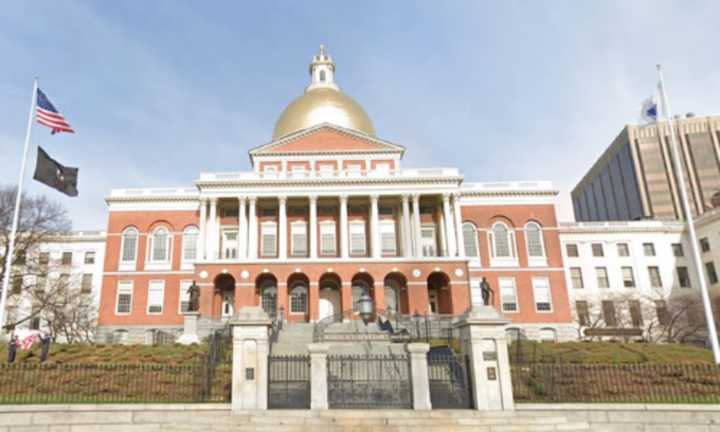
top-left (81, 274), bottom-right (93, 294)
top-left (462, 223), bottom-right (480, 261)
top-left (596, 267), bottom-right (609, 289)
top-left (470, 278), bottom-right (483, 306)
top-left (289, 284), bottom-right (308, 314)
top-left (318, 164), bottom-right (334, 177)
top-left (570, 267), bottom-right (584, 289)
top-left (490, 222), bottom-right (514, 258)
top-left (120, 228), bottom-right (138, 266)
top-left (291, 221), bottom-right (308, 256)
top-left (374, 162), bottom-right (391, 174)
top-left (116, 281), bottom-right (133, 315)
top-left (421, 225), bottom-right (437, 257)
top-left (346, 164), bottom-right (362, 176)
top-left (182, 227), bottom-right (199, 261)
top-left (532, 277), bottom-right (552, 312)
top-left (320, 221), bottom-right (337, 255)
top-left (260, 222), bottom-right (277, 257)
top-left (499, 278), bottom-right (518, 312)
top-left (148, 227), bottom-right (171, 263)
top-left (380, 220), bottom-right (397, 256)
top-left (525, 222), bottom-right (546, 259)
top-left (290, 165), bottom-right (306, 178)
top-left (179, 280), bottom-right (192, 313)
top-left (349, 221), bottom-right (366, 255)
top-left (263, 165), bottom-right (278, 177)
top-left (621, 266), bottom-right (635, 288)
top-left (648, 266), bottom-right (663, 288)
top-left (84, 251), bottom-right (95, 265)
top-left (147, 281), bottom-right (165, 314)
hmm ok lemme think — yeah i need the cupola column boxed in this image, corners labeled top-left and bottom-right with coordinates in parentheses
top-left (412, 194), bottom-right (422, 257)
top-left (309, 195), bottom-right (318, 259)
top-left (339, 195), bottom-right (349, 259)
top-left (278, 196), bottom-right (288, 260)
top-left (443, 193), bottom-right (457, 257)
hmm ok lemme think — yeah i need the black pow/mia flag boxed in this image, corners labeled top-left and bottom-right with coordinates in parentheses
top-left (33, 146), bottom-right (78, 197)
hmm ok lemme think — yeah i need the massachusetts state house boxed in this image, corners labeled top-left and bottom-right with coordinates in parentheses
top-left (97, 46), bottom-right (574, 343)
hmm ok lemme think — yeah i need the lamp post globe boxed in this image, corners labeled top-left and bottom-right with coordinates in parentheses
top-left (357, 291), bottom-right (374, 324)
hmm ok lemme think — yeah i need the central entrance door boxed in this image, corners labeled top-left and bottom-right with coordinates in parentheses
top-left (319, 287), bottom-right (340, 321)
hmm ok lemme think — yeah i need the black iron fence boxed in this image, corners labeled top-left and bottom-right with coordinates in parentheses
top-left (268, 355), bottom-right (311, 409)
top-left (512, 363), bottom-right (720, 403)
top-left (427, 348), bottom-right (473, 409)
top-left (327, 354), bottom-right (412, 409)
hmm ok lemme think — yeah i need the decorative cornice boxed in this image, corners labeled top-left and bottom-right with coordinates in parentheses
top-left (195, 175), bottom-right (463, 189)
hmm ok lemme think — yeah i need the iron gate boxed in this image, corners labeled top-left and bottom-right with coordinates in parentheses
top-left (327, 354), bottom-right (412, 409)
top-left (268, 355), bottom-right (311, 409)
top-left (427, 349), bottom-right (473, 409)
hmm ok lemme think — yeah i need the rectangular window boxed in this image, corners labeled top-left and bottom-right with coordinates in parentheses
top-left (576, 301), bottom-right (590, 326)
top-left (61, 252), bottom-right (73, 265)
top-left (565, 244), bottom-right (579, 257)
top-left (291, 222), bottom-right (308, 256)
top-left (592, 243), bottom-right (604, 257)
top-left (35, 274), bottom-right (47, 293)
top-left (116, 281), bottom-right (133, 315)
top-left (183, 231), bottom-right (198, 261)
top-left (260, 222), bottom-right (277, 257)
top-left (672, 243), bottom-right (684, 257)
top-left (374, 162), bottom-right (391, 174)
top-left (701, 237), bottom-right (711, 253)
top-left (595, 267), bottom-right (609, 289)
top-left (349, 221), bottom-right (366, 255)
top-left (532, 277), bottom-right (552, 312)
top-left (290, 165), bottom-right (306, 177)
top-left (380, 220), bottom-right (397, 256)
top-left (643, 243), bottom-right (656, 257)
top-left (602, 300), bottom-right (617, 326)
top-left (570, 267), bottom-right (584, 289)
top-left (84, 251), bottom-right (95, 265)
top-left (320, 222), bottom-right (337, 255)
top-left (648, 266), bottom-right (662, 288)
top-left (470, 279), bottom-right (483, 306)
top-left (706, 262), bottom-right (719, 285)
top-left (81, 274), bottom-right (93, 294)
top-left (39, 252), bottom-right (49, 266)
top-left (622, 267), bottom-right (635, 288)
top-left (147, 281), bottom-right (165, 314)
top-left (318, 164), bottom-right (334, 177)
top-left (499, 278), bottom-right (518, 312)
top-left (629, 300), bottom-right (643, 327)
top-left (347, 164), bottom-right (362, 176)
top-left (421, 225), bottom-right (437, 257)
top-left (677, 266), bottom-right (691, 288)
top-left (179, 280), bottom-right (192, 313)
top-left (655, 300), bottom-right (670, 326)
top-left (59, 273), bottom-right (70, 289)
top-left (616, 243), bottom-right (630, 257)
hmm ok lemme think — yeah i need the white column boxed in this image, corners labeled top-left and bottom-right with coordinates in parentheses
top-left (402, 194), bottom-right (412, 257)
top-left (443, 193), bottom-right (457, 257)
top-left (309, 195), bottom-right (318, 259)
top-left (308, 343), bottom-right (330, 409)
top-left (208, 198), bottom-right (218, 260)
top-left (278, 196), bottom-right (287, 260)
top-left (412, 194), bottom-right (422, 257)
top-left (370, 194), bottom-right (380, 258)
top-left (340, 195), bottom-right (349, 259)
top-left (453, 193), bottom-right (465, 258)
top-left (438, 207), bottom-right (448, 257)
top-left (198, 199), bottom-right (207, 260)
top-left (248, 197), bottom-right (258, 259)
top-left (407, 343), bottom-right (432, 410)
top-left (238, 197), bottom-right (247, 260)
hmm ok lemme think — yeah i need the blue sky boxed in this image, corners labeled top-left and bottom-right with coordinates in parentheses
top-left (1, 1), bottom-right (719, 229)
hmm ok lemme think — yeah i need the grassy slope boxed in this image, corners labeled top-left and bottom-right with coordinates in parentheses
top-left (510, 341), bottom-right (714, 364)
top-left (0, 343), bottom-right (209, 365)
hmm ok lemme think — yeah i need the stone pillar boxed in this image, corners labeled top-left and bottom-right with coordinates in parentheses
top-left (443, 193), bottom-right (457, 257)
top-left (406, 343), bottom-right (431, 410)
top-left (177, 311), bottom-right (200, 345)
top-left (238, 196), bottom-right (247, 260)
top-left (198, 199), bottom-right (207, 260)
top-left (453, 193), bottom-right (465, 258)
top-left (308, 343), bottom-right (330, 410)
top-left (230, 307), bottom-right (272, 412)
top-left (339, 195), bottom-right (349, 259)
top-left (370, 194), bottom-right (380, 258)
top-left (402, 194), bottom-right (412, 257)
top-left (412, 194), bottom-right (422, 257)
top-left (278, 196), bottom-right (287, 260)
top-left (208, 198), bottom-right (218, 260)
top-left (248, 197), bottom-right (258, 259)
top-left (456, 306), bottom-right (514, 411)
top-left (437, 207), bottom-right (448, 257)
top-left (309, 195), bottom-right (318, 259)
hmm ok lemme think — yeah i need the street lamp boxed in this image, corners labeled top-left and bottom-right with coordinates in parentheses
top-left (357, 291), bottom-right (374, 324)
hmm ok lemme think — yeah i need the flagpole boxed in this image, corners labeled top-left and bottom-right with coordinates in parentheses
top-left (657, 65), bottom-right (720, 364)
top-left (0, 78), bottom-right (38, 333)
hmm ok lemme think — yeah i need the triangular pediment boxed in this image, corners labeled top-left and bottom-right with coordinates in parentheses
top-left (249, 123), bottom-right (405, 156)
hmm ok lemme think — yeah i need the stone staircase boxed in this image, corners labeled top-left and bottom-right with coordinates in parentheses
top-left (226, 410), bottom-right (591, 432)
top-left (271, 321), bottom-right (405, 355)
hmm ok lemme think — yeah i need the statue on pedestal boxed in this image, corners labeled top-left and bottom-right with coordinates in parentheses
top-left (187, 281), bottom-right (200, 312)
top-left (480, 277), bottom-right (494, 306)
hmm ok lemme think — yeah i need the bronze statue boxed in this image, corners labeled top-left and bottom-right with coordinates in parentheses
top-left (187, 281), bottom-right (200, 312)
top-left (480, 277), bottom-right (494, 306)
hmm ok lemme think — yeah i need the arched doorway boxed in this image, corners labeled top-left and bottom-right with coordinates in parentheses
top-left (214, 273), bottom-right (236, 319)
top-left (318, 273), bottom-right (342, 321)
top-left (384, 272), bottom-right (408, 315)
top-left (427, 272), bottom-right (452, 315)
top-left (351, 273), bottom-right (374, 314)
top-left (256, 274), bottom-right (278, 318)
top-left (287, 273), bottom-right (310, 322)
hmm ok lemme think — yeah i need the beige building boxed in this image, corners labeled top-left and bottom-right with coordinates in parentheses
top-left (572, 114), bottom-right (720, 222)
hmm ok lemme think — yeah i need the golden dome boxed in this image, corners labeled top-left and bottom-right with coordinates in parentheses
top-left (272, 45), bottom-right (376, 140)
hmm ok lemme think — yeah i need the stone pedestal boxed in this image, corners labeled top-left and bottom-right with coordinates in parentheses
top-left (406, 343), bottom-right (432, 410)
top-left (456, 306), bottom-right (514, 411)
top-left (177, 312), bottom-right (200, 345)
top-left (308, 343), bottom-right (330, 410)
top-left (230, 306), bottom-right (272, 413)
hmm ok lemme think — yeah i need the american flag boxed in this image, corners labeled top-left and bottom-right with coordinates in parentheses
top-left (36, 88), bottom-right (75, 134)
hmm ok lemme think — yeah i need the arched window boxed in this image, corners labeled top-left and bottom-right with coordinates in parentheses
top-left (539, 328), bottom-right (557, 343)
top-left (351, 280), bottom-right (369, 313)
top-left (525, 222), bottom-right (545, 258)
top-left (113, 329), bottom-right (129, 344)
top-left (260, 282), bottom-right (277, 316)
top-left (148, 227), bottom-right (171, 263)
top-left (289, 284), bottom-right (308, 314)
top-left (319, 70), bottom-right (326, 82)
top-left (462, 222), bottom-right (480, 258)
top-left (120, 228), bottom-right (138, 264)
top-left (490, 222), bottom-right (513, 258)
top-left (182, 227), bottom-right (199, 261)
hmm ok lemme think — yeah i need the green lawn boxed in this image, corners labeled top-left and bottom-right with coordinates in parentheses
top-left (510, 341), bottom-right (715, 364)
top-left (0, 343), bottom-right (209, 365)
